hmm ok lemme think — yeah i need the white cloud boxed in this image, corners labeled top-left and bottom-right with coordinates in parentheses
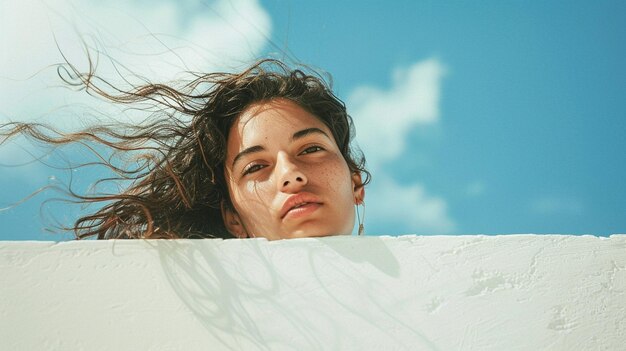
top-left (349, 58), bottom-right (445, 168)
top-left (365, 175), bottom-right (455, 235)
top-left (530, 197), bottom-right (584, 215)
top-left (0, 0), bottom-right (271, 126)
top-left (348, 58), bottom-right (455, 234)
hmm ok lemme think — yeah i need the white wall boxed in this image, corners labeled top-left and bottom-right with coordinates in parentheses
top-left (1, 235), bottom-right (625, 350)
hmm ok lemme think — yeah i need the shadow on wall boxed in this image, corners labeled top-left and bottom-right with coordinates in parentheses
top-left (153, 237), bottom-right (439, 350)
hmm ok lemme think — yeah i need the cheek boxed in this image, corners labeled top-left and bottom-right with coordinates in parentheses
top-left (231, 181), bottom-right (273, 215)
top-left (229, 176), bottom-right (267, 200)
top-left (315, 160), bottom-right (354, 199)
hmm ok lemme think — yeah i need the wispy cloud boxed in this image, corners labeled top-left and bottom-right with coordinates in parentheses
top-left (466, 181), bottom-right (486, 197)
top-left (530, 196), bottom-right (584, 215)
top-left (349, 58), bottom-right (455, 234)
top-left (366, 177), bottom-right (455, 234)
top-left (0, 137), bottom-right (51, 187)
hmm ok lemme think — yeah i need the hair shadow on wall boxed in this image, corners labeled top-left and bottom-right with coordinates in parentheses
top-left (155, 239), bottom-right (325, 350)
top-left (154, 237), bottom-right (440, 350)
top-left (310, 236), bottom-right (440, 350)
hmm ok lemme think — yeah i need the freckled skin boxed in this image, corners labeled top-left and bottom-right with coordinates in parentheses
top-left (224, 99), bottom-right (361, 240)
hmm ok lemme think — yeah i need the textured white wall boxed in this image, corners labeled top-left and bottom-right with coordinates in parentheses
top-left (1, 235), bottom-right (625, 350)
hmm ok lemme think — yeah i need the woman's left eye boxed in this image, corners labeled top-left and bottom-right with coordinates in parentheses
top-left (300, 146), bottom-right (324, 155)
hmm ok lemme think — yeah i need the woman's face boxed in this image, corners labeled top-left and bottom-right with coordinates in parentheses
top-left (223, 98), bottom-right (363, 239)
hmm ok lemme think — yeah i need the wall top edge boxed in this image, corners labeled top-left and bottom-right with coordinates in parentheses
top-left (0, 233), bottom-right (624, 248)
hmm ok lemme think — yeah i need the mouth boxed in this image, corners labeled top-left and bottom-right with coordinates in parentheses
top-left (280, 193), bottom-right (323, 219)
top-left (283, 202), bottom-right (322, 219)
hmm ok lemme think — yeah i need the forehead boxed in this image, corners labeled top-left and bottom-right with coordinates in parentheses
top-left (226, 99), bottom-right (332, 158)
top-left (237, 99), bottom-right (326, 134)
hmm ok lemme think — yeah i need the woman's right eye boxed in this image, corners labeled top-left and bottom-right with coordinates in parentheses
top-left (242, 164), bottom-right (265, 176)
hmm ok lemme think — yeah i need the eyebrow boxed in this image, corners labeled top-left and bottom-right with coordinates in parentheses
top-left (292, 127), bottom-right (330, 141)
top-left (232, 145), bottom-right (265, 168)
top-left (232, 127), bottom-right (331, 168)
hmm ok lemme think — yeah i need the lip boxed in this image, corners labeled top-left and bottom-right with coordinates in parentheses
top-left (280, 192), bottom-right (323, 219)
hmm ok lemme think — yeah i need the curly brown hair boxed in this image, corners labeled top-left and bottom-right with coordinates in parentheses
top-left (1, 59), bottom-right (370, 239)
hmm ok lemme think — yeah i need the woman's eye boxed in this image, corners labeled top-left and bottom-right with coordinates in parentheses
top-left (242, 164), bottom-right (265, 176)
top-left (300, 146), bottom-right (324, 155)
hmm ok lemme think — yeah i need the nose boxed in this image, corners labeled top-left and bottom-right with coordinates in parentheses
top-left (277, 153), bottom-right (308, 192)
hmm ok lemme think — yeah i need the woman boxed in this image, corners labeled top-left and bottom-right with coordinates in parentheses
top-left (1, 59), bottom-right (369, 240)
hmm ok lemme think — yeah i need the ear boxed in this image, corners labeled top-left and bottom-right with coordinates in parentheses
top-left (221, 201), bottom-right (248, 238)
top-left (351, 172), bottom-right (365, 205)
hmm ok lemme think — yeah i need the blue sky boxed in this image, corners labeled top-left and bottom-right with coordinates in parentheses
top-left (1, 0), bottom-right (624, 239)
